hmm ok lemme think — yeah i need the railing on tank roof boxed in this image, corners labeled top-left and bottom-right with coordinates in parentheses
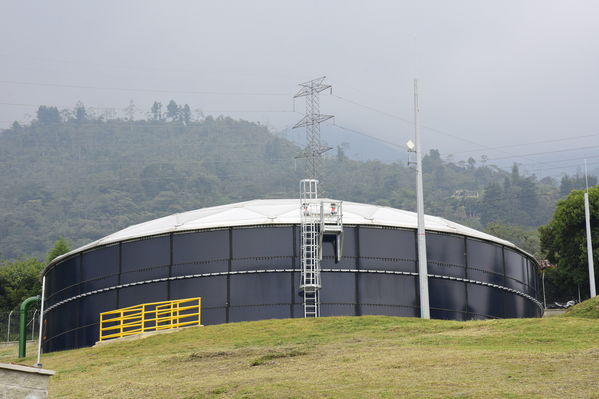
top-left (99, 297), bottom-right (202, 341)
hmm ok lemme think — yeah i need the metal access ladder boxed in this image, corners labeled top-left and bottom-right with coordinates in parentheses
top-left (299, 179), bottom-right (343, 318)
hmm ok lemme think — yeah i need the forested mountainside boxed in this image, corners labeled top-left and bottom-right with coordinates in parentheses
top-left (0, 106), bottom-right (593, 260)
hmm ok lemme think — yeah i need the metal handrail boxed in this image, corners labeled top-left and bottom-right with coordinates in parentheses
top-left (99, 297), bottom-right (202, 341)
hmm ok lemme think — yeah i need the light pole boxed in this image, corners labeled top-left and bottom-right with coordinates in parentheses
top-left (413, 79), bottom-right (430, 319)
top-left (542, 269), bottom-right (546, 309)
top-left (584, 160), bottom-right (596, 298)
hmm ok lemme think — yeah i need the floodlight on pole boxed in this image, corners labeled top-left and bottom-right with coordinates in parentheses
top-left (413, 79), bottom-right (430, 319)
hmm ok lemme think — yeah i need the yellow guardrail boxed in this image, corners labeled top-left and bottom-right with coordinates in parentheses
top-left (99, 297), bottom-right (202, 341)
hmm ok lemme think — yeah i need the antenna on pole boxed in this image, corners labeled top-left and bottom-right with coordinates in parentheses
top-left (413, 79), bottom-right (430, 319)
top-left (584, 159), bottom-right (596, 298)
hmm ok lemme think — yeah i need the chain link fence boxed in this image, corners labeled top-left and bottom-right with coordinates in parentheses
top-left (0, 309), bottom-right (39, 343)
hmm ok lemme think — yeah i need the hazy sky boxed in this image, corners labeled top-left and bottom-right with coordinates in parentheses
top-left (1, 1), bottom-right (598, 176)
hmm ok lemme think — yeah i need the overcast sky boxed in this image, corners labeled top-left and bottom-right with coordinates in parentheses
top-left (1, 1), bottom-right (598, 176)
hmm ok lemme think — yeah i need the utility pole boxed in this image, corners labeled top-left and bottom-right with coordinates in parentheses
top-left (584, 160), bottom-right (596, 298)
top-left (414, 79), bottom-right (430, 319)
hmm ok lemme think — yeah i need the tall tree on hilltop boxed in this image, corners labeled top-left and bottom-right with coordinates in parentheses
top-left (480, 182), bottom-right (504, 226)
top-left (74, 101), bottom-right (87, 122)
top-left (36, 106), bottom-right (61, 124)
top-left (166, 100), bottom-right (180, 121)
top-left (46, 237), bottom-right (71, 264)
top-left (181, 104), bottom-right (191, 125)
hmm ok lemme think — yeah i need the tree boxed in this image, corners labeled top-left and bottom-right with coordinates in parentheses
top-left (36, 106), bottom-right (61, 124)
top-left (181, 104), bottom-right (191, 125)
top-left (560, 174), bottom-right (598, 197)
top-left (74, 101), bottom-right (87, 122)
top-left (46, 236), bottom-right (71, 263)
top-left (480, 182), bottom-right (504, 226)
top-left (511, 163), bottom-right (520, 183)
top-left (166, 100), bottom-right (180, 121)
top-left (0, 258), bottom-right (44, 311)
top-left (539, 186), bottom-right (599, 300)
top-left (485, 222), bottom-right (540, 257)
top-left (467, 157), bottom-right (476, 169)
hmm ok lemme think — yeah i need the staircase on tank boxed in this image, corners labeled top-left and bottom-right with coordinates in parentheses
top-left (299, 179), bottom-right (343, 318)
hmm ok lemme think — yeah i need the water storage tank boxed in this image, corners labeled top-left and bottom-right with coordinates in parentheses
top-left (42, 199), bottom-right (542, 352)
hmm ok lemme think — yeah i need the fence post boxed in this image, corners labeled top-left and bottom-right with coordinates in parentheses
top-left (31, 310), bottom-right (38, 340)
top-left (170, 301), bottom-right (174, 329)
top-left (141, 305), bottom-right (145, 333)
top-left (7, 310), bottom-right (13, 342)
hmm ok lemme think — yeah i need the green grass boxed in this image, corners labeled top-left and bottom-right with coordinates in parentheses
top-left (4, 315), bottom-right (599, 399)
top-left (565, 296), bottom-right (599, 319)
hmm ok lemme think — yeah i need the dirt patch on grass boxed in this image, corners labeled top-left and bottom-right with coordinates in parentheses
top-left (250, 349), bottom-right (307, 366)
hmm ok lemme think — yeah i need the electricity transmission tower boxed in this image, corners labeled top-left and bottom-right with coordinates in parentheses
top-left (293, 76), bottom-right (334, 180)
top-left (294, 77), bottom-right (343, 318)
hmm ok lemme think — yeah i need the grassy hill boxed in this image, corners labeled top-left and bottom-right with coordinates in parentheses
top-left (565, 296), bottom-right (599, 319)
top-left (6, 315), bottom-right (599, 399)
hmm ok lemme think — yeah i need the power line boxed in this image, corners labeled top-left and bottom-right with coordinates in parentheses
top-left (331, 92), bottom-right (599, 172)
top-left (0, 101), bottom-right (297, 114)
top-left (451, 133), bottom-right (599, 155)
top-left (332, 123), bottom-right (403, 150)
top-left (487, 145), bottom-right (599, 161)
top-left (524, 159), bottom-right (599, 174)
top-left (330, 93), bottom-right (539, 163)
top-left (0, 80), bottom-right (291, 96)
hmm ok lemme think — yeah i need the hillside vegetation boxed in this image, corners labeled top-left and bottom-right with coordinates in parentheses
top-left (8, 316), bottom-right (599, 399)
top-left (2, 108), bottom-right (585, 261)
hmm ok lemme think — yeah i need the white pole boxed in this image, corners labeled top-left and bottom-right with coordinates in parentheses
top-left (7, 310), bottom-right (13, 342)
top-left (414, 79), bottom-right (430, 319)
top-left (584, 192), bottom-right (596, 298)
top-left (35, 275), bottom-right (46, 367)
top-left (542, 270), bottom-right (546, 309)
top-left (584, 160), bottom-right (596, 298)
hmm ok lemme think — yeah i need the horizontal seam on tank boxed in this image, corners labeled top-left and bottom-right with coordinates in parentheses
top-left (47, 256), bottom-right (495, 300)
top-left (44, 268), bottom-right (542, 313)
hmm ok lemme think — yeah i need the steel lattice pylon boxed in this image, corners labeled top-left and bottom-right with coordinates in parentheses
top-left (293, 76), bottom-right (333, 180)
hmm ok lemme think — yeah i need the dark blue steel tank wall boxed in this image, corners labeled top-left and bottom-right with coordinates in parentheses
top-left (42, 225), bottom-right (542, 353)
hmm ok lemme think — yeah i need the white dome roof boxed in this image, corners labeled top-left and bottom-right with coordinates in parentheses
top-left (48, 198), bottom-right (519, 267)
